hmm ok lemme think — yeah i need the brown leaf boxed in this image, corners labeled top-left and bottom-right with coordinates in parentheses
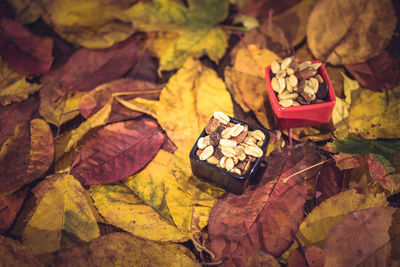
top-left (0, 188), bottom-right (28, 233)
top-left (324, 207), bottom-right (400, 266)
top-left (0, 236), bottom-right (42, 267)
top-left (0, 119), bottom-right (54, 194)
top-left (50, 232), bottom-right (199, 266)
top-left (71, 117), bottom-right (164, 186)
top-left (0, 18), bottom-right (53, 75)
top-left (79, 78), bottom-right (161, 123)
top-left (209, 143), bottom-right (324, 266)
top-left (315, 162), bottom-right (343, 205)
top-left (241, 0), bottom-right (300, 18)
top-left (287, 246), bottom-right (324, 267)
top-left (345, 50), bottom-right (399, 91)
top-left (307, 0), bottom-right (397, 65)
top-left (0, 97), bottom-right (37, 146)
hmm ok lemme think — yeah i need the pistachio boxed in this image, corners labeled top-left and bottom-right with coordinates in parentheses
top-left (200, 145), bottom-right (214, 160)
top-left (214, 111), bottom-right (230, 124)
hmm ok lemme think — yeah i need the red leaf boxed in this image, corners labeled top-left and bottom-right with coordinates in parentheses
top-left (0, 119), bottom-right (54, 194)
top-left (287, 246), bottom-right (324, 267)
top-left (56, 36), bottom-right (138, 93)
top-left (367, 154), bottom-right (400, 194)
top-left (79, 78), bottom-right (161, 123)
top-left (0, 18), bottom-right (53, 75)
top-left (345, 51), bottom-right (399, 91)
top-left (315, 162), bottom-right (343, 205)
top-left (0, 97), bottom-right (37, 146)
top-left (209, 143), bottom-right (324, 266)
top-left (0, 188), bottom-right (28, 233)
top-left (71, 117), bottom-right (165, 186)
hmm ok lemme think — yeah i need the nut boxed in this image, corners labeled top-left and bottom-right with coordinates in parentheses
top-left (220, 139), bottom-right (237, 147)
top-left (197, 136), bottom-right (209, 149)
top-left (279, 99), bottom-right (293, 107)
top-left (221, 146), bottom-right (235, 158)
top-left (220, 156), bottom-right (227, 168)
top-left (278, 92), bottom-right (298, 101)
top-left (277, 77), bottom-right (286, 94)
top-left (207, 156), bottom-right (219, 165)
top-left (257, 140), bottom-right (264, 147)
top-left (250, 130), bottom-right (265, 141)
top-left (226, 157), bottom-right (234, 171)
top-left (271, 60), bottom-right (280, 74)
top-left (205, 118), bottom-right (220, 134)
top-left (244, 144), bottom-right (263, 157)
top-left (230, 168), bottom-right (241, 176)
top-left (244, 136), bottom-right (257, 145)
top-left (287, 68), bottom-right (294, 75)
top-left (230, 123), bottom-right (244, 137)
top-left (214, 111), bottom-right (230, 124)
top-left (308, 77), bottom-right (319, 93)
top-left (221, 127), bottom-right (232, 139)
top-left (271, 77), bottom-right (280, 93)
top-left (200, 145), bottom-right (214, 160)
top-left (288, 75), bottom-right (298, 87)
top-left (281, 57), bottom-right (292, 70)
top-left (234, 124), bottom-right (248, 143)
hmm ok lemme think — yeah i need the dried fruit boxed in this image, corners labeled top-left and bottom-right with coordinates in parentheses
top-left (210, 132), bottom-right (220, 146)
top-left (205, 118), bottom-right (221, 134)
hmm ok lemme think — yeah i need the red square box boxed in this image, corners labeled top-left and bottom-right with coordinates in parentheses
top-left (265, 60), bottom-right (336, 129)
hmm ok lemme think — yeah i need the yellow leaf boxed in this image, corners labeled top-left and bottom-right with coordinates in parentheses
top-left (51, 232), bottom-right (199, 267)
top-left (296, 189), bottom-right (388, 248)
top-left (118, 0), bottom-right (229, 71)
top-left (0, 236), bottom-right (41, 267)
top-left (307, 0), bottom-right (397, 65)
top-left (225, 46), bottom-right (280, 129)
top-left (40, 0), bottom-right (134, 48)
top-left (91, 183), bottom-right (188, 242)
top-left (55, 97), bottom-right (113, 161)
top-left (349, 85), bottom-right (400, 139)
top-left (157, 58), bottom-right (233, 149)
top-left (0, 59), bottom-right (41, 105)
top-left (115, 96), bottom-right (158, 118)
top-left (22, 174), bottom-right (100, 256)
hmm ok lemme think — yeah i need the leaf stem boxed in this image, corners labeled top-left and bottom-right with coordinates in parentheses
top-left (190, 236), bottom-right (216, 259)
top-left (112, 89), bottom-right (162, 97)
top-left (281, 158), bottom-right (333, 183)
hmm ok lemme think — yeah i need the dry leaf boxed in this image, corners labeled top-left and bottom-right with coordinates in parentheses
top-left (22, 174), bottom-right (100, 257)
top-left (245, 250), bottom-right (280, 267)
top-left (71, 118), bottom-right (164, 186)
top-left (324, 207), bottom-right (400, 266)
top-left (0, 59), bottom-right (41, 105)
top-left (307, 0), bottom-right (397, 65)
top-left (51, 232), bottom-right (199, 267)
top-left (296, 189), bottom-right (388, 248)
top-left (0, 17), bottom-right (53, 74)
top-left (345, 50), bottom-right (399, 91)
top-left (118, 0), bottom-right (229, 71)
top-left (287, 246), bottom-right (324, 267)
top-left (0, 188), bottom-right (28, 233)
top-left (0, 236), bottom-right (42, 267)
top-left (0, 119), bottom-right (53, 194)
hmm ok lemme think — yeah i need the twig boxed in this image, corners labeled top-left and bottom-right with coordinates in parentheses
top-left (191, 237), bottom-right (216, 259)
top-left (243, 220), bottom-right (255, 249)
top-left (281, 158), bottom-right (334, 183)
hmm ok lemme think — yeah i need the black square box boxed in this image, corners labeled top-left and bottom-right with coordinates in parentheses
top-left (189, 116), bottom-right (270, 195)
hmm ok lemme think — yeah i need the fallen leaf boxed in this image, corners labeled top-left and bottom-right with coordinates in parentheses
top-left (245, 250), bottom-right (280, 267)
top-left (0, 97), bottom-right (37, 146)
top-left (282, 123), bottom-right (334, 142)
top-left (348, 84), bottom-right (400, 139)
top-left (51, 232), bottom-right (199, 266)
top-left (118, 0), bottom-right (229, 71)
top-left (40, 0), bottom-right (135, 48)
top-left (91, 183), bottom-right (188, 242)
top-left (79, 78), bottom-right (161, 123)
top-left (0, 119), bottom-right (54, 194)
top-left (209, 143), bottom-right (323, 265)
top-left (0, 235), bottom-right (42, 267)
top-left (296, 189), bottom-right (388, 248)
top-left (54, 97), bottom-right (113, 161)
top-left (124, 49), bottom-right (158, 82)
top-left (367, 154), bottom-right (400, 194)
top-left (22, 174), bottom-right (100, 256)
top-left (225, 45), bottom-right (279, 129)
top-left (324, 207), bottom-right (400, 266)
top-left (307, 0), bottom-right (397, 65)
top-left (272, 0), bottom-right (315, 47)
top-left (0, 188), bottom-right (28, 233)
top-left (345, 50), bottom-right (399, 91)
top-left (71, 117), bottom-right (164, 186)
top-left (5, 0), bottom-right (42, 24)
top-left (315, 162), bottom-right (343, 205)
top-left (156, 58), bottom-right (233, 149)
top-left (240, 0), bottom-right (300, 18)
top-left (287, 246), bottom-right (324, 267)
top-left (0, 59), bottom-right (41, 105)
top-left (0, 17), bottom-right (53, 74)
